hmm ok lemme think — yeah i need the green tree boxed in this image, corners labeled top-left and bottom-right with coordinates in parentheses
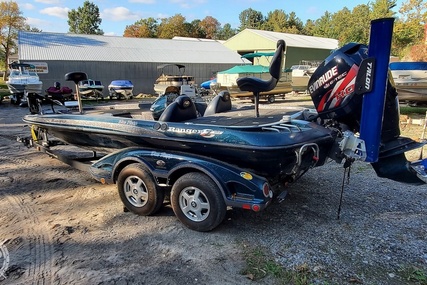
top-left (302, 19), bottom-right (316, 36)
top-left (0, 1), bottom-right (26, 79)
top-left (238, 8), bottom-right (264, 30)
top-left (285, 12), bottom-right (304, 34)
top-left (333, 5), bottom-right (371, 45)
top-left (307, 1), bottom-right (397, 46)
top-left (217, 23), bottom-right (237, 40)
top-left (157, 14), bottom-right (189, 39)
top-left (68, 1), bottom-right (103, 35)
top-left (394, 0), bottom-right (427, 58)
top-left (311, 11), bottom-right (334, 38)
top-left (370, 0), bottom-right (397, 19)
top-left (262, 9), bottom-right (287, 32)
top-left (123, 18), bottom-right (158, 38)
top-left (187, 19), bottom-right (205, 38)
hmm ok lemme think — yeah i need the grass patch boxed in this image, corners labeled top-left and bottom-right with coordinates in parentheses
top-left (399, 266), bottom-right (427, 285)
top-left (0, 78), bottom-right (9, 101)
top-left (240, 242), bottom-right (315, 285)
top-left (400, 105), bottom-right (427, 116)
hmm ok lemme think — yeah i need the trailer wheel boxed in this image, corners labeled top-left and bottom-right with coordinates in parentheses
top-left (171, 172), bottom-right (226, 231)
top-left (117, 164), bottom-right (164, 216)
top-left (267, 95), bottom-right (275, 103)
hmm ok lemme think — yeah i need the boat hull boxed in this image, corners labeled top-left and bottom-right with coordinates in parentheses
top-left (78, 79), bottom-right (104, 97)
top-left (23, 113), bottom-right (335, 179)
top-left (390, 61), bottom-right (427, 103)
top-left (154, 76), bottom-right (195, 94)
top-left (108, 81), bottom-right (134, 99)
top-left (291, 75), bottom-right (310, 92)
top-left (7, 82), bottom-right (43, 94)
top-left (6, 62), bottom-right (43, 95)
top-left (394, 82), bottom-right (427, 103)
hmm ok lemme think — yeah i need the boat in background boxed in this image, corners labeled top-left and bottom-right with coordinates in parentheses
top-left (290, 60), bottom-right (321, 93)
top-left (108, 80), bottom-right (134, 100)
top-left (389, 61), bottom-right (427, 105)
top-left (214, 52), bottom-right (292, 103)
top-left (153, 64), bottom-right (195, 95)
top-left (78, 79), bottom-right (104, 99)
top-left (200, 78), bottom-right (216, 90)
top-left (6, 62), bottom-right (43, 104)
top-left (45, 81), bottom-right (74, 103)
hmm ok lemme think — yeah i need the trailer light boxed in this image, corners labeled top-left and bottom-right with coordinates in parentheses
top-left (252, 204), bottom-right (261, 212)
top-left (262, 183), bottom-right (271, 197)
top-left (242, 204), bottom-right (251, 210)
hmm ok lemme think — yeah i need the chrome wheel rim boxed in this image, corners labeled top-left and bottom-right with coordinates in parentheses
top-left (179, 187), bottom-right (210, 222)
top-left (124, 175), bottom-right (148, 207)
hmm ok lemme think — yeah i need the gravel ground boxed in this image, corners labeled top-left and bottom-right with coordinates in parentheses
top-left (0, 96), bottom-right (426, 285)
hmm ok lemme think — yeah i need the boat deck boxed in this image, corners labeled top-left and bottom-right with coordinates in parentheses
top-left (189, 105), bottom-right (310, 127)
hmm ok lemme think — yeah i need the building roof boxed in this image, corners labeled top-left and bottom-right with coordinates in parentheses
top-left (245, 29), bottom-right (338, 49)
top-left (17, 31), bottom-right (244, 64)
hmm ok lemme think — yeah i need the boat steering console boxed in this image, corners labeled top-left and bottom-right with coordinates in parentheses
top-left (236, 39), bottom-right (285, 117)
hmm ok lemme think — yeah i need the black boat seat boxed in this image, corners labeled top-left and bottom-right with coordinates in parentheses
top-left (236, 39), bottom-right (285, 117)
top-left (65, 72), bottom-right (88, 84)
top-left (204, 91), bottom-right (232, 116)
top-left (158, 95), bottom-right (198, 122)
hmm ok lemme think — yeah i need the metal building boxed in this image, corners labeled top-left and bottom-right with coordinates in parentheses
top-left (17, 31), bottom-right (247, 96)
top-left (224, 29), bottom-right (339, 69)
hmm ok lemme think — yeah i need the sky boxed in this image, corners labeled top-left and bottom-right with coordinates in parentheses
top-left (16, 0), bottom-right (406, 36)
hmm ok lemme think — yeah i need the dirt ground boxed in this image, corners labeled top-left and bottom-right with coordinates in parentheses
top-left (0, 97), bottom-right (426, 285)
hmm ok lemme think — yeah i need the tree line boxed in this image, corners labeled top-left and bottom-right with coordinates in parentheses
top-left (1, 0), bottom-right (426, 76)
top-left (121, 0), bottom-right (426, 60)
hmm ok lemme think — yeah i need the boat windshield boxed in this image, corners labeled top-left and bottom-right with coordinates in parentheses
top-left (291, 65), bottom-right (311, 71)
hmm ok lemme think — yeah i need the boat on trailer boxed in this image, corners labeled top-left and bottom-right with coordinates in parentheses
top-left (153, 64), bottom-right (195, 95)
top-left (214, 52), bottom-right (292, 103)
top-left (20, 18), bottom-right (427, 232)
top-left (6, 62), bottom-right (43, 104)
top-left (389, 61), bottom-right (427, 105)
top-left (108, 80), bottom-right (134, 100)
top-left (78, 79), bottom-right (104, 99)
top-left (290, 60), bottom-right (321, 93)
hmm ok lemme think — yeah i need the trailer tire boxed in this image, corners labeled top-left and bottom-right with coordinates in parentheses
top-left (171, 172), bottom-right (226, 232)
top-left (267, 95), bottom-right (275, 103)
top-left (117, 164), bottom-right (164, 216)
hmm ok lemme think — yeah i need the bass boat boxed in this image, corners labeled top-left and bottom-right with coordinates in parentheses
top-left (20, 18), bottom-right (427, 231)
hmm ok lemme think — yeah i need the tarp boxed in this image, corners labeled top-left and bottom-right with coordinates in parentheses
top-left (218, 65), bottom-right (269, 74)
top-left (241, 52), bottom-right (275, 59)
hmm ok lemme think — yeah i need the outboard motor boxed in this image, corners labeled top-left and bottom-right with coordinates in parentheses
top-left (309, 18), bottom-right (426, 185)
top-left (309, 43), bottom-right (400, 142)
top-left (309, 43), bottom-right (369, 132)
